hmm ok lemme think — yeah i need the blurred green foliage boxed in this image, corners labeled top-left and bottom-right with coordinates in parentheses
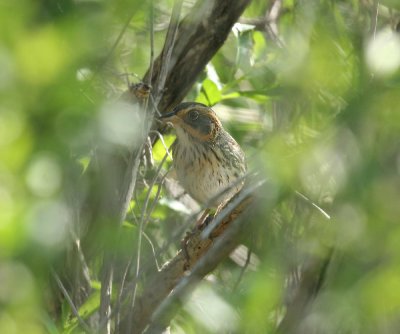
top-left (1, 0), bottom-right (400, 333)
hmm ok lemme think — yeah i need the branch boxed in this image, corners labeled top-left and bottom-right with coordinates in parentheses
top-left (129, 180), bottom-right (266, 333)
top-left (144, 0), bottom-right (252, 116)
top-left (51, 269), bottom-right (93, 334)
top-left (152, 0), bottom-right (184, 105)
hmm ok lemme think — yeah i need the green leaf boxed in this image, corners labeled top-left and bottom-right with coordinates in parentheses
top-left (252, 31), bottom-right (267, 62)
top-left (196, 78), bottom-right (222, 106)
top-left (64, 290), bottom-right (100, 332)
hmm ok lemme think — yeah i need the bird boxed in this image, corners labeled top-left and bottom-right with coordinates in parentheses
top-left (160, 102), bottom-right (247, 211)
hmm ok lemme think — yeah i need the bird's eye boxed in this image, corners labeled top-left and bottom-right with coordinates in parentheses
top-left (188, 110), bottom-right (199, 121)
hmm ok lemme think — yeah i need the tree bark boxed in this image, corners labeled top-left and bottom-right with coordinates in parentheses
top-left (144, 0), bottom-right (252, 115)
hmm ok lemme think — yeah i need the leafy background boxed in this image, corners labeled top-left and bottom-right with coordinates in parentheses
top-left (1, 0), bottom-right (400, 333)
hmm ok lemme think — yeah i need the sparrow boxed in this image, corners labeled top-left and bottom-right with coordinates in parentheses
top-left (160, 102), bottom-right (246, 208)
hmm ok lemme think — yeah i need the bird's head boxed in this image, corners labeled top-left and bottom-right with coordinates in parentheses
top-left (160, 102), bottom-right (222, 142)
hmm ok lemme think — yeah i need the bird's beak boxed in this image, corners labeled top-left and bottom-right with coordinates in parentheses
top-left (159, 109), bottom-right (179, 124)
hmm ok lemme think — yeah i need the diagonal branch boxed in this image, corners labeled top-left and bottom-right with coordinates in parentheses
top-left (144, 0), bottom-right (252, 116)
top-left (129, 180), bottom-right (266, 333)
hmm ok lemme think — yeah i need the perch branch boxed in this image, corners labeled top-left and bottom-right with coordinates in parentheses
top-left (129, 180), bottom-right (266, 333)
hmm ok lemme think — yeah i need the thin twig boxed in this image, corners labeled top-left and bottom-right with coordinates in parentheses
top-left (373, 1), bottom-right (379, 40)
top-left (144, 172), bottom-right (168, 226)
top-left (294, 191), bottom-right (331, 220)
top-left (265, 0), bottom-right (285, 48)
top-left (70, 230), bottom-right (92, 291)
top-left (99, 260), bottom-right (113, 334)
top-left (232, 245), bottom-right (253, 291)
top-left (146, 0), bottom-right (162, 120)
top-left (147, 0), bottom-right (155, 87)
top-left (150, 93), bottom-right (162, 116)
top-left (143, 232), bottom-right (161, 271)
top-left (115, 232), bottom-right (160, 331)
top-left (113, 228), bottom-right (161, 331)
top-left (131, 152), bottom-right (170, 309)
top-left (154, 0), bottom-right (184, 105)
top-left (125, 152), bottom-right (170, 334)
top-left (115, 230), bottom-right (161, 331)
top-left (149, 130), bottom-right (173, 160)
top-left (51, 269), bottom-right (92, 334)
top-left (115, 258), bottom-right (132, 332)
